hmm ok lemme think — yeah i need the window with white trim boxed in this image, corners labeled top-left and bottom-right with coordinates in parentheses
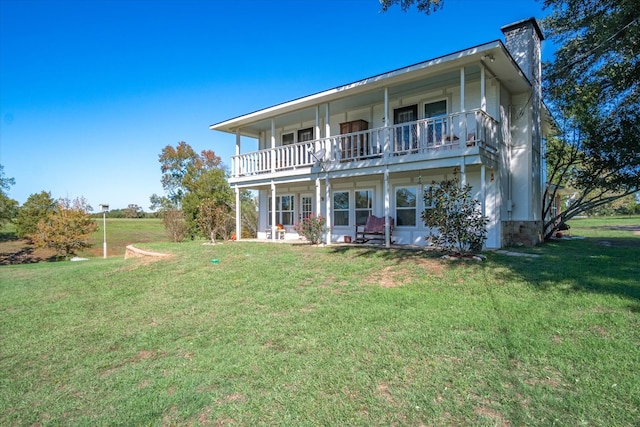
top-left (298, 127), bottom-right (314, 142)
top-left (423, 185), bottom-right (438, 209)
top-left (268, 195), bottom-right (295, 226)
top-left (282, 132), bottom-right (294, 145)
top-left (395, 186), bottom-right (417, 226)
top-left (333, 191), bottom-right (350, 226)
top-left (355, 189), bottom-right (373, 226)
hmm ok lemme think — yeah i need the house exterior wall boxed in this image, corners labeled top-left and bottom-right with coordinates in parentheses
top-left (256, 166), bottom-right (501, 247)
top-left (214, 19), bottom-right (547, 249)
top-left (249, 69), bottom-right (529, 248)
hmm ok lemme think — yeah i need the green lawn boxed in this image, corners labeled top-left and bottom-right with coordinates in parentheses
top-left (1, 216), bottom-right (638, 425)
top-left (81, 218), bottom-right (168, 258)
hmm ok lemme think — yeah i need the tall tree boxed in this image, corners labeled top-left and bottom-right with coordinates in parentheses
top-left (541, 0), bottom-right (640, 238)
top-left (0, 165), bottom-right (18, 229)
top-left (15, 191), bottom-right (57, 239)
top-left (151, 142), bottom-right (233, 238)
top-left (156, 141), bottom-right (200, 206)
top-left (31, 197), bottom-right (97, 259)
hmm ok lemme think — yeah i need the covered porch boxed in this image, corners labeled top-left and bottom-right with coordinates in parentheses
top-left (232, 161), bottom-right (500, 249)
top-left (230, 109), bottom-right (499, 179)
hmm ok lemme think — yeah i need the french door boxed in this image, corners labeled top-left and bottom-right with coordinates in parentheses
top-left (394, 105), bottom-right (418, 152)
top-left (300, 195), bottom-right (313, 220)
top-left (425, 100), bottom-right (448, 145)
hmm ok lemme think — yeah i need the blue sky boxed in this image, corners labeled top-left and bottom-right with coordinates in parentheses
top-left (0, 0), bottom-right (553, 210)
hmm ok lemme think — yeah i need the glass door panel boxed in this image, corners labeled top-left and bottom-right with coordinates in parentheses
top-left (301, 195), bottom-right (313, 220)
top-left (394, 105), bottom-right (418, 152)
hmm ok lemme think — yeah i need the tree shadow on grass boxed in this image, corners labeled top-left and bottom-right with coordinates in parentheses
top-left (491, 236), bottom-right (640, 309)
top-left (0, 233), bottom-right (59, 265)
top-left (329, 243), bottom-right (444, 264)
top-left (329, 236), bottom-right (640, 308)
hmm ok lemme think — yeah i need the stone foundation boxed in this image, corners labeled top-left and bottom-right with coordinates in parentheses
top-left (502, 221), bottom-right (543, 247)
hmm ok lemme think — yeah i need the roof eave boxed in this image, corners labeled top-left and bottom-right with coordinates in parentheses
top-left (210, 41), bottom-right (509, 135)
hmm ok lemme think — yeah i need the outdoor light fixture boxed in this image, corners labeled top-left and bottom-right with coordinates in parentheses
top-left (483, 54), bottom-right (495, 63)
top-left (99, 204), bottom-right (109, 259)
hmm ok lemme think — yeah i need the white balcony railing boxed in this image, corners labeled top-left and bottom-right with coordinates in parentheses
top-left (231, 109), bottom-right (499, 177)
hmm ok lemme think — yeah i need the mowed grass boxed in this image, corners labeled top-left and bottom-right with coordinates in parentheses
top-left (0, 218), bottom-right (167, 263)
top-left (80, 218), bottom-right (168, 258)
top-left (1, 217), bottom-right (639, 425)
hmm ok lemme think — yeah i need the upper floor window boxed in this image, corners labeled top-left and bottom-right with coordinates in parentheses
top-left (282, 132), bottom-right (294, 145)
top-left (395, 186), bottom-right (417, 226)
top-left (424, 100), bottom-right (447, 118)
top-left (298, 127), bottom-right (314, 142)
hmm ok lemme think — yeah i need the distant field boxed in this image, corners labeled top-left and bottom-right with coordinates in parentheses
top-left (0, 218), bottom-right (166, 263)
top-left (1, 215), bottom-right (638, 425)
top-left (80, 218), bottom-right (167, 258)
top-left (568, 215), bottom-right (640, 239)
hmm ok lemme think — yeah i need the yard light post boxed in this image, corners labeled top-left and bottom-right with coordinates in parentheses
top-left (99, 204), bottom-right (109, 259)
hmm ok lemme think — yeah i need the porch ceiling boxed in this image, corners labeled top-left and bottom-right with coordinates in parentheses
top-left (211, 40), bottom-right (532, 137)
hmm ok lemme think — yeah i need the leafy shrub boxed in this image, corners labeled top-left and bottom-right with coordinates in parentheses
top-left (421, 178), bottom-right (488, 254)
top-left (294, 214), bottom-right (327, 245)
top-left (163, 208), bottom-right (188, 242)
top-left (197, 199), bottom-right (234, 243)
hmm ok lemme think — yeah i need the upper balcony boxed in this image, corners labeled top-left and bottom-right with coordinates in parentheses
top-left (230, 109), bottom-right (499, 182)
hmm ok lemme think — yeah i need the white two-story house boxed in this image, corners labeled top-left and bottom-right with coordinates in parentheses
top-left (210, 18), bottom-right (551, 248)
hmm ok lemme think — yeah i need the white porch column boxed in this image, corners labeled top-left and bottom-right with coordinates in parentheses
top-left (384, 87), bottom-right (390, 157)
top-left (460, 160), bottom-right (466, 187)
top-left (324, 175), bottom-right (331, 245)
top-left (481, 165), bottom-right (486, 217)
top-left (460, 67), bottom-right (465, 112)
top-left (315, 177), bottom-right (321, 216)
top-left (235, 129), bottom-right (241, 177)
top-left (235, 186), bottom-right (241, 241)
top-left (270, 181), bottom-right (277, 241)
top-left (324, 103), bottom-right (331, 159)
top-left (315, 106), bottom-right (320, 147)
top-left (480, 64), bottom-right (486, 112)
top-left (270, 119), bottom-right (276, 173)
top-left (384, 166), bottom-right (391, 248)
top-left (460, 67), bottom-right (466, 138)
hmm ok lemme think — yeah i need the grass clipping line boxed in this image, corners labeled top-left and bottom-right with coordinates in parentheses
top-left (124, 244), bottom-right (172, 260)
